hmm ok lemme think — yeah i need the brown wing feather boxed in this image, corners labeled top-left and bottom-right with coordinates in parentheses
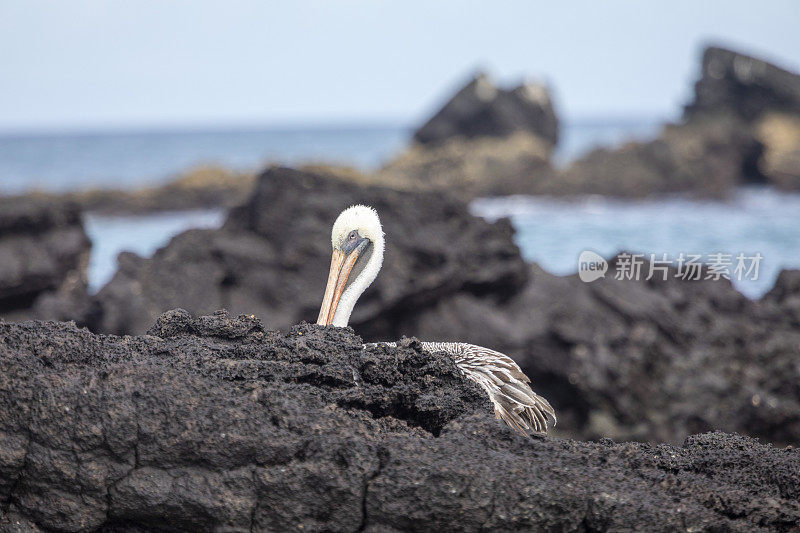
top-left (363, 341), bottom-right (556, 436)
top-left (420, 342), bottom-right (556, 436)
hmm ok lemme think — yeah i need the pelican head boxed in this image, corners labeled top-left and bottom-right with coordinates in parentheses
top-left (317, 205), bottom-right (385, 327)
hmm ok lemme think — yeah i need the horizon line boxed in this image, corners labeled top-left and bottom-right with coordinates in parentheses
top-left (0, 113), bottom-right (671, 139)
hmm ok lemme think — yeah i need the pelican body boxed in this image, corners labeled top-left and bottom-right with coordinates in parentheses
top-left (317, 205), bottom-right (555, 436)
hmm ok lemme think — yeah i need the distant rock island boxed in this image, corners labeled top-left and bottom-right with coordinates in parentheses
top-left (5, 44), bottom-right (798, 213)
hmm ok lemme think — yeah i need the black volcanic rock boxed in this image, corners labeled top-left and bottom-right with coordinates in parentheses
top-left (555, 46), bottom-right (800, 196)
top-left (90, 166), bottom-right (528, 337)
top-left (681, 45), bottom-right (800, 191)
top-left (555, 115), bottom-right (764, 197)
top-left (685, 46), bottom-right (800, 122)
top-left (377, 131), bottom-right (555, 199)
top-left (1, 310), bottom-right (799, 531)
top-left (378, 72), bottom-right (558, 200)
top-left (74, 166), bottom-right (800, 447)
top-left (0, 197), bottom-right (91, 321)
top-left (764, 269), bottom-right (800, 328)
top-left (414, 73), bottom-right (559, 148)
top-left (409, 257), bottom-right (800, 446)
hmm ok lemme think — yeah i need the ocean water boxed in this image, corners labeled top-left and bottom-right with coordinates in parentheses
top-left (0, 125), bottom-right (408, 194)
top-left (473, 188), bottom-right (800, 298)
top-left (0, 120), bottom-right (658, 194)
top-left (2, 121), bottom-right (797, 298)
top-left (84, 209), bottom-right (226, 291)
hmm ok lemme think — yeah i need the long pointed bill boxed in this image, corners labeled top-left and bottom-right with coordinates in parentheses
top-left (317, 250), bottom-right (343, 325)
top-left (316, 248), bottom-right (362, 325)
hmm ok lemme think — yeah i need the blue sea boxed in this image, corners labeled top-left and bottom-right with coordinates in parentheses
top-left (2, 121), bottom-right (798, 298)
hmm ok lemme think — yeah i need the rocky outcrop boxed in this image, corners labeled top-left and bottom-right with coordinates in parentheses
top-left (684, 46), bottom-right (800, 121)
top-left (13, 165), bottom-right (255, 216)
top-left (411, 258), bottom-right (800, 445)
top-left (414, 73), bottom-right (559, 148)
top-left (555, 115), bottom-right (763, 197)
top-left (683, 46), bottom-right (800, 191)
top-left (377, 131), bottom-right (555, 198)
top-left (0, 198), bottom-right (91, 322)
top-left (67, 166), bottom-right (800, 448)
top-left (376, 73), bottom-right (558, 199)
top-left (379, 46), bottom-right (799, 199)
top-left (558, 45), bottom-right (800, 196)
top-left (1, 310), bottom-right (798, 532)
top-left (754, 112), bottom-right (800, 190)
top-left (89, 166), bottom-right (527, 337)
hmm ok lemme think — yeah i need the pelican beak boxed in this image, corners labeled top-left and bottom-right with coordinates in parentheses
top-left (317, 240), bottom-right (369, 325)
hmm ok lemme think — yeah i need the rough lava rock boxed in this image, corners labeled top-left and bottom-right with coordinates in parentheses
top-left (72, 167), bottom-right (800, 447)
top-left (413, 72), bottom-right (559, 148)
top-left (410, 256), bottom-right (800, 446)
top-left (0, 197), bottom-right (91, 322)
top-left (1, 310), bottom-right (799, 532)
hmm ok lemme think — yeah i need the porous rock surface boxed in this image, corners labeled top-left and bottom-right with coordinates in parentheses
top-left (1, 310), bottom-right (799, 532)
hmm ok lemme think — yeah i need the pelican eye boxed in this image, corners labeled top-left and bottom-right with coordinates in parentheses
top-left (340, 229), bottom-right (364, 253)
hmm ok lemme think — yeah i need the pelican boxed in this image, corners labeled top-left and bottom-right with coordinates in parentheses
top-left (317, 205), bottom-right (556, 436)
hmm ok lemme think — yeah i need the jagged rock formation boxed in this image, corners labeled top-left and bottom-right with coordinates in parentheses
top-left (555, 115), bottom-right (763, 197)
top-left (560, 45), bottom-right (800, 196)
top-left (684, 46), bottom-right (800, 191)
top-left (89, 166), bottom-right (527, 337)
top-left (413, 72), bottom-right (559, 148)
top-left (377, 73), bottom-right (558, 199)
top-left (1, 310), bottom-right (798, 531)
top-left (0, 198), bottom-right (91, 322)
top-left (64, 167), bottom-right (800, 446)
top-left (684, 46), bottom-right (800, 121)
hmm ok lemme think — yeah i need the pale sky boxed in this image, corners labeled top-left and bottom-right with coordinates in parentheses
top-left (1, 1), bottom-right (798, 132)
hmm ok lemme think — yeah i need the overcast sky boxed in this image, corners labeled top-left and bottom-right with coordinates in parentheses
top-left (1, 1), bottom-right (798, 132)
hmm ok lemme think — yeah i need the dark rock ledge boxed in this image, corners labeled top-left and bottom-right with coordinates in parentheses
top-left (1, 310), bottom-right (799, 532)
